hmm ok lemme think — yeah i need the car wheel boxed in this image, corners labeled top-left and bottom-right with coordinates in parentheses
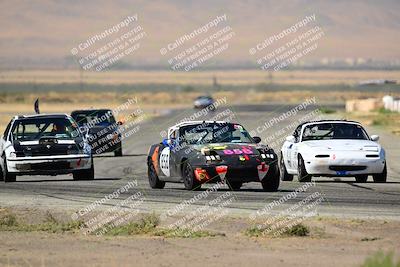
top-left (114, 143), bottom-right (123, 157)
top-left (355, 175), bottom-right (368, 183)
top-left (298, 155), bottom-right (312, 182)
top-left (73, 158), bottom-right (95, 180)
top-left (148, 161), bottom-right (165, 189)
top-left (373, 163), bottom-right (387, 183)
top-left (261, 163), bottom-right (280, 192)
top-left (280, 153), bottom-right (294, 181)
top-left (228, 181), bottom-right (242, 191)
top-left (182, 162), bottom-right (201, 190)
top-left (0, 163), bottom-right (4, 182)
top-left (2, 156), bottom-right (16, 183)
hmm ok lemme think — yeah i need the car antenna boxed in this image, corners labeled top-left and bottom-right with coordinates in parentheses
top-left (34, 98), bottom-right (40, 114)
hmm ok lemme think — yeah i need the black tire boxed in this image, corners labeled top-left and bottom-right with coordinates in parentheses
top-left (148, 161), bottom-right (165, 189)
top-left (2, 156), bottom-right (16, 183)
top-left (355, 175), bottom-right (368, 183)
top-left (280, 153), bottom-right (294, 181)
top-left (261, 163), bottom-right (280, 192)
top-left (0, 162), bottom-right (4, 182)
top-left (228, 181), bottom-right (242, 191)
top-left (114, 143), bottom-right (123, 157)
top-left (373, 163), bottom-right (387, 183)
top-left (182, 162), bottom-right (201, 190)
top-left (73, 158), bottom-right (94, 180)
top-left (298, 155), bottom-right (312, 182)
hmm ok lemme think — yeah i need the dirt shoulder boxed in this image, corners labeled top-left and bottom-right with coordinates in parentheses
top-left (0, 208), bottom-right (399, 267)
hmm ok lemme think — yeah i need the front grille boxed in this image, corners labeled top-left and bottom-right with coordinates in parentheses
top-left (18, 162), bottom-right (71, 171)
top-left (17, 144), bottom-right (78, 157)
top-left (329, 165), bottom-right (367, 171)
top-left (28, 150), bottom-right (70, 156)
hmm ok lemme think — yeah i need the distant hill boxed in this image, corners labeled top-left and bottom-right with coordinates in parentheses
top-left (0, 0), bottom-right (399, 69)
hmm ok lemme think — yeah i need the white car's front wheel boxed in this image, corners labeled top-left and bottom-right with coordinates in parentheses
top-left (297, 155), bottom-right (312, 182)
top-left (355, 175), bottom-right (368, 183)
top-left (73, 157), bottom-right (94, 181)
top-left (373, 163), bottom-right (387, 183)
top-left (2, 156), bottom-right (16, 183)
top-left (280, 153), bottom-right (293, 181)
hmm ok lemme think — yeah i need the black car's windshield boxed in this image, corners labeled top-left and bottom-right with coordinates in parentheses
top-left (11, 117), bottom-right (80, 141)
top-left (302, 123), bottom-right (369, 141)
top-left (71, 110), bottom-right (116, 127)
top-left (179, 123), bottom-right (254, 145)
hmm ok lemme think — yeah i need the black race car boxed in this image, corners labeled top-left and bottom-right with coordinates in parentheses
top-left (147, 121), bottom-right (280, 191)
top-left (71, 109), bottom-right (123, 157)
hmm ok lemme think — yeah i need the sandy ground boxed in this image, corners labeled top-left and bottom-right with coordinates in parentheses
top-left (0, 213), bottom-right (399, 267)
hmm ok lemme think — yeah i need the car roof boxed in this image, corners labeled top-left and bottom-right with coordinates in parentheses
top-left (171, 120), bottom-right (231, 128)
top-left (167, 120), bottom-right (235, 136)
top-left (14, 113), bottom-right (70, 120)
top-left (301, 120), bottom-right (362, 128)
top-left (71, 109), bottom-right (112, 114)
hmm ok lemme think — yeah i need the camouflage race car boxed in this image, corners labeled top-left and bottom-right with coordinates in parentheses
top-left (147, 121), bottom-right (280, 191)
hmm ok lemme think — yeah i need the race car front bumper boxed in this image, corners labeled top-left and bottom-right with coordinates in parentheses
top-left (191, 161), bottom-right (278, 183)
top-left (6, 154), bottom-right (92, 175)
top-left (304, 151), bottom-right (385, 176)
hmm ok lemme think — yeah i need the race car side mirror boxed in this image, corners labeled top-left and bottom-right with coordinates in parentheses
top-left (370, 135), bottom-right (379, 141)
top-left (252, 136), bottom-right (261, 143)
top-left (162, 138), bottom-right (174, 146)
top-left (285, 135), bottom-right (296, 143)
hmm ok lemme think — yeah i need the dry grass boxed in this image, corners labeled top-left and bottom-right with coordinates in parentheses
top-left (1, 70), bottom-right (400, 86)
top-left (344, 109), bottom-right (400, 136)
top-left (1, 90), bottom-right (398, 107)
top-left (1, 89), bottom-right (399, 132)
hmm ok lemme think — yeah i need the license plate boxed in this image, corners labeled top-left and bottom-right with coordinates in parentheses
top-left (336, 171), bottom-right (348, 176)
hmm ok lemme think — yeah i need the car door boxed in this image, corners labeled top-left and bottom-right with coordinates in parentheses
top-left (168, 129), bottom-right (182, 179)
top-left (0, 119), bottom-right (13, 170)
top-left (286, 125), bottom-right (302, 172)
top-left (159, 129), bottom-right (179, 180)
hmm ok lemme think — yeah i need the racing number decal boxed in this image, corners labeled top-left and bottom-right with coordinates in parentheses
top-left (223, 146), bottom-right (253, 155)
top-left (160, 147), bottom-right (170, 177)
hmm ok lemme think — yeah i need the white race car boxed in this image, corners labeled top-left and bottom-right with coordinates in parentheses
top-left (0, 114), bottom-right (94, 182)
top-left (280, 120), bottom-right (387, 183)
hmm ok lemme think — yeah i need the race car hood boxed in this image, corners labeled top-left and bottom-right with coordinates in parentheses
top-left (13, 138), bottom-right (83, 157)
top-left (301, 139), bottom-right (381, 152)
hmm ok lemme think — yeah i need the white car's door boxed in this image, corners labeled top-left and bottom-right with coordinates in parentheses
top-left (290, 141), bottom-right (300, 172)
top-left (282, 140), bottom-right (292, 168)
top-left (1, 119), bottom-right (14, 160)
top-left (285, 126), bottom-right (302, 173)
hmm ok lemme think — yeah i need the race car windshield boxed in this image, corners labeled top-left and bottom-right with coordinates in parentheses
top-left (302, 123), bottom-right (369, 141)
top-left (11, 117), bottom-right (80, 141)
top-left (180, 123), bottom-right (254, 144)
top-left (71, 110), bottom-right (116, 126)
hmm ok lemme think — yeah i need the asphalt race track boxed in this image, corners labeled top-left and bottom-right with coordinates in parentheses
top-left (1, 104), bottom-right (399, 219)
